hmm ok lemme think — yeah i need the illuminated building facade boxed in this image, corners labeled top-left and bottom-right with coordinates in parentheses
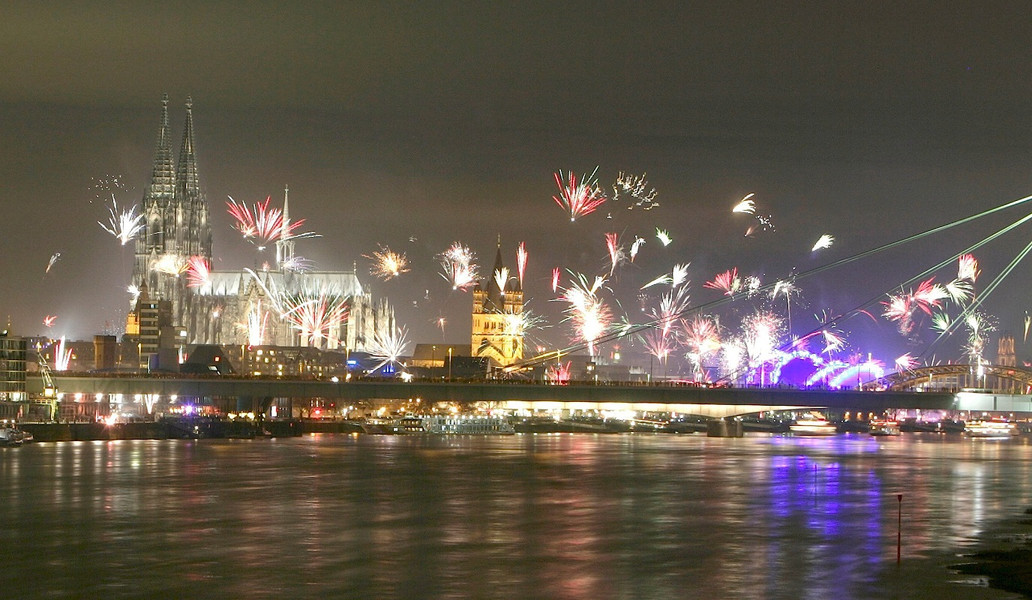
top-left (127, 96), bottom-right (393, 352)
top-left (471, 242), bottom-right (524, 368)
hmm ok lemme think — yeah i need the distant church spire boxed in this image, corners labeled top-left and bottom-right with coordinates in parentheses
top-left (276, 185), bottom-right (295, 269)
top-left (175, 96), bottom-right (200, 197)
top-left (146, 93), bottom-right (175, 202)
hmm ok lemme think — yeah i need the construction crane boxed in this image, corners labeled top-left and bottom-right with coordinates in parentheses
top-left (36, 342), bottom-right (58, 421)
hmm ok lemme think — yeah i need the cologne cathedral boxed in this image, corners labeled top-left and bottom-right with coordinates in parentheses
top-left (129, 95), bottom-right (393, 352)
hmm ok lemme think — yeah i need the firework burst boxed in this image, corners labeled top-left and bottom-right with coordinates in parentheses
top-left (559, 273), bottom-right (612, 355)
top-left (655, 228), bottom-right (672, 246)
top-left (438, 242), bottom-right (479, 291)
top-left (704, 267), bottom-right (742, 296)
top-left (153, 254), bottom-right (189, 276)
top-left (279, 288), bottom-right (350, 347)
top-left (732, 193), bottom-right (756, 214)
top-left (364, 244), bottom-right (410, 280)
top-left (369, 325), bottom-right (411, 373)
top-left (226, 195), bottom-right (318, 247)
top-left (553, 167), bottom-right (607, 222)
top-left (811, 234), bottom-right (834, 252)
top-left (186, 256), bottom-right (211, 288)
top-left (98, 196), bottom-right (146, 245)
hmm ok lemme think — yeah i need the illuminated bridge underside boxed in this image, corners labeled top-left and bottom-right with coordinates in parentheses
top-left (886, 364), bottom-right (1032, 392)
top-left (30, 376), bottom-right (959, 418)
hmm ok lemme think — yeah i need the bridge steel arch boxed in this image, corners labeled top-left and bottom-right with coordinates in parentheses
top-left (884, 363), bottom-right (1032, 393)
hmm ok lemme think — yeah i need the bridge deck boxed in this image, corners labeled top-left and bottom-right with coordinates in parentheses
top-left (28, 375), bottom-right (959, 415)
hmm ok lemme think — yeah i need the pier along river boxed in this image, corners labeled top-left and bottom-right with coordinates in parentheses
top-left (1, 433), bottom-right (1030, 599)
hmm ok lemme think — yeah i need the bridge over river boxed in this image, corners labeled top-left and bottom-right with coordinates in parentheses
top-left (27, 374), bottom-right (1032, 419)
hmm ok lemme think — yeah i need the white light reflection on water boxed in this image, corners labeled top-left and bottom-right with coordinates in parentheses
top-left (0, 434), bottom-right (1029, 599)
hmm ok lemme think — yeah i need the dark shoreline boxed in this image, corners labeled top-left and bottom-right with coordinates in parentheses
top-left (951, 507), bottom-right (1032, 598)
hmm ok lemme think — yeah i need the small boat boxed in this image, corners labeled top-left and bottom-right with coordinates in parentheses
top-left (0, 424), bottom-right (23, 446)
top-left (964, 418), bottom-right (1019, 438)
top-left (869, 419), bottom-right (901, 437)
top-left (789, 412), bottom-right (837, 436)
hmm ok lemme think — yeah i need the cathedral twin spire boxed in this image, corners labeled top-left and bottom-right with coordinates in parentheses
top-left (135, 94), bottom-right (213, 294)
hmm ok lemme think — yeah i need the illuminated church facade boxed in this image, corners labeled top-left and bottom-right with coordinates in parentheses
top-left (471, 243), bottom-right (524, 368)
top-left (129, 95), bottom-right (393, 354)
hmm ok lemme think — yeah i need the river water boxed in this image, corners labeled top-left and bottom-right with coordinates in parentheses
top-left (1, 432), bottom-right (1030, 599)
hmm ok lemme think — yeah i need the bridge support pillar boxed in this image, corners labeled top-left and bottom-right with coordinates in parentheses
top-left (706, 418), bottom-right (744, 438)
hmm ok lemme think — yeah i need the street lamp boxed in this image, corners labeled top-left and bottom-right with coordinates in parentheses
top-left (432, 345), bottom-right (437, 378)
top-left (448, 347), bottom-right (453, 381)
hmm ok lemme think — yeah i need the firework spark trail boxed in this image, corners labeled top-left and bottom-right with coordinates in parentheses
top-left (545, 361), bottom-right (572, 384)
top-left (494, 266), bottom-right (510, 296)
top-left (945, 278), bottom-right (974, 305)
top-left (671, 263), bottom-right (690, 288)
top-left (630, 236), bottom-right (646, 262)
top-left (649, 285), bottom-right (691, 338)
top-left (962, 311), bottom-right (996, 363)
top-left (559, 273), bottom-right (612, 356)
top-left (364, 244), bottom-right (410, 280)
top-left (732, 193), bottom-right (756, 214)
top-left (553, 167), bottom-right (606, 222)
top-left (516, 242), bottom-right (528, 287)
top-left (437, 242), bottom-right (478, 291)
top-left (369, 325), bottom-right (411, 373)
top-left (186, 256), bottom-right (211, 288)
top-left (821, 330), bottom-right (845, 355)
top-left (641, 273), bottom-right (671, 289)
top-left (43, 315), bottom-right (56, 328)
top-left (895, 353), bottom-right (919, 372)
top-left (642, 329), bottom-right (674, 364)
top-left (88, 174), bottom-right (132, 204)
top-left (754, 214), bottom-right (776, 233)
top-left (656, 228), bottom-right (672, 246)
top-left (1026, 311), bottom-right (1031, 343)
top-left (98, 196), bottom-right (146, 245)
top-left (279, 289), bottom-right (350, 347)
top-left (45, 252), bottom-right (61, 275)
top-left (958, 254), bottom-right (981, 282)
top-left (435, 316), bottom-right (447, 338)
top-left (704, 268), bottom-right (742, 296)
top-left (811, 234), bottom-right (834, 252)
top-left (280, 256), bottom-right (313, 273)
top-left (551, 267), bottom-right (560, 293)
top-left (53, 337), bottom-right (72, 371)
top-left (605, 232), bottom-right (623, 275)
top-left (612, 172), bottom-right (658, 210)
top-left (237, 301), bottom-right (269, 346)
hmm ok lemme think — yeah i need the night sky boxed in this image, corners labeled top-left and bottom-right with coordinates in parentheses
top-left (3, 2), bottom-right (1032, 366)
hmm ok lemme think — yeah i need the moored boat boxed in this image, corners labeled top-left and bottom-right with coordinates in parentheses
top-left (422, 415), bottom-right (515, 435)
top-left (964, 418), bottom-right (1019, 438)
top-left (868, 419), bottom-right (901, 437)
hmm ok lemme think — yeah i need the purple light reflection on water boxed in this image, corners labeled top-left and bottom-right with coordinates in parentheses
top-left (0, 434), bottom-right (1028, 599)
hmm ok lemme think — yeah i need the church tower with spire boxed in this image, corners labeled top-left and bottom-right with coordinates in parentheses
top-left (275, 185), bottom-right (295, 270)
top-left (472, 238), bottom-right (524, 369)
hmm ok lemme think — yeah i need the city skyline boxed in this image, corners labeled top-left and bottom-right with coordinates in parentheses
top-left (3, 3), bottom-right (1032, 371)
